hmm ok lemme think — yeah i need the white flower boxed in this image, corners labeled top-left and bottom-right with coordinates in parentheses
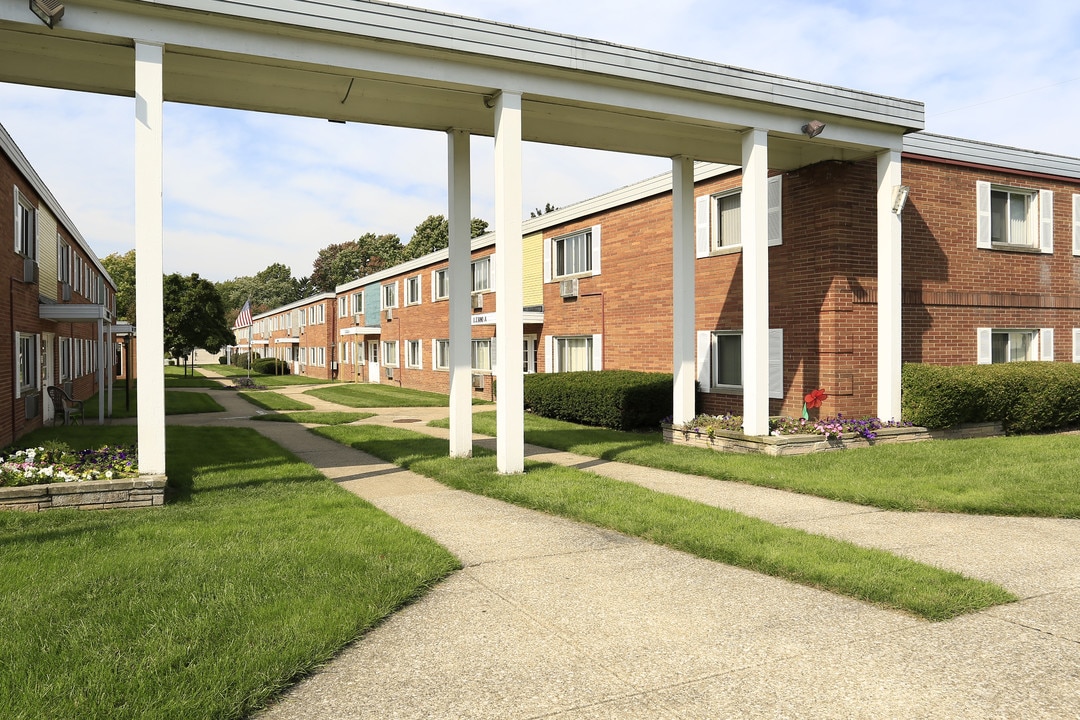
top-left (105, 470), bottom-right (113, 479)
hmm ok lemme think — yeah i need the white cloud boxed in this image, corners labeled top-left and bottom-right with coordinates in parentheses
top-left (2, 0), bottom-right (1079, 283)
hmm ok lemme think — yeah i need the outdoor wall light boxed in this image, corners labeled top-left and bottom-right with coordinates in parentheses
top-left (801, 120), bottom-right (826, 139)
top-left (30, 0), bottom-right (64, 27)
top-left (892, 184), bottom-right (911, 214)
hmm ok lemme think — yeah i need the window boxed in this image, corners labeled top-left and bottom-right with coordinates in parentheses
top-left (977, 181), bottom-right (1052, 253)
top-left (696, 329), bottom-right (784, 398)
top-left (712, 191), bottom-right (741, 250)
top-left (14, 189), bottom-right (36, 259)
top-left (57, 236), bottom-right (70, 284)
top-left (16, 333), bottom-right (38, 396)
top-left (555, 336), bottom-right (593, 372)
top-left (695, 176), bottom-right (782, 257)
top-left (554, 229), bottom-right (592, 277)
top-left (382, 340), bottom-right (399, 367)
top-left (60, 337), bottom-right (71, 381)
top-left (405, 276), bottom-right (422, 306)
top-left (711, 332), bottom-right (742, 387)
top-left (338, 297), bottom-right (347, 317)
top-left (382, 282), bottom-right (398, 310)
top-left (472, 339), bottom-right (493, 372)
top-left (978, 328), bottom-right (1053, 364)
top-left (351, 292), bottom-right (363, 315)
top-left (406, 339), bottom-right (422, 369)
top-left (434, 339), bottom-right (450, 370)
top-left (432, 269), bottom-right (449, 301)
top-left (472, 257), bottom-right (491, 292)
top-left (523, 337), bottom-right (537, 374)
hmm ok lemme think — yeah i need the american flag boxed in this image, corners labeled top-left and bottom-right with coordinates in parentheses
top-left (233, 300), bottom-right (252, 329)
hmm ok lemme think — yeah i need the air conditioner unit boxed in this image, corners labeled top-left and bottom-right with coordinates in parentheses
top-left (559, 278), bottom-right (579, 298)
top-left (472, 373), bottom-right (486, 391)
top-left (61, 282), bottom-right (72, 301)
top-left (25, 394), bottom-right (38, 419)
top-left (471, 292), bottom-right (484, 310)
top-left (23, 257), bottom-right (38, 284)
top-left (385, 366), bottom-right (394, 380)
top-left (353, 313), bottom-right (361, 325)
top-left (385, 307), bottom-right (393, 321)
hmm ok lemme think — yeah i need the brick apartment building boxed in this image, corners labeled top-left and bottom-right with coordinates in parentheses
top-left (235, 131), bottom-right (1080, 421)
top-left (1, 121), bottom-right (119, 446)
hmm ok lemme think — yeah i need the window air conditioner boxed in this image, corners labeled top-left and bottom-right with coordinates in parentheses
top-left (472, 373), bottom-right (486, 391)
top-left (23, 257), bottom-right (38, 284)
top-left (353, 313), bottom-right (361, 325)
top-left (385, 366), bottom-right (394, 380)
top-left (385, 307), bottom-right (393, 321)
top-left (61, 282), bottom-right (72, 301)
top-left (471, 292), bottom-right (484, 310)
top-left (559, 278), bottom-right (579, 298)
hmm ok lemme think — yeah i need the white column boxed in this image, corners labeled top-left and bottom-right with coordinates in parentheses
top-left (493, 91), bottom-right (524, 474)
top-left (134, 41), bottom-right (166, 475)
top-left (96, 318), bottom-right (105, 424)
top-left (877, 149), bottom-right (903, 421)
top-left (671, 156), bottom-right (696, 424)
top-left (447, 129), bottom-right (473, 457)
top-left (741, 129), bottom-right (770, 436)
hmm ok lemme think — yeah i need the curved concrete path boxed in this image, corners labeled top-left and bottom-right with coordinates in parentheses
top-left (172, 376), bottom-right (1080, 718)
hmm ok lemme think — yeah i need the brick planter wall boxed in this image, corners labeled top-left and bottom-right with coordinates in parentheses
top-left (662, 423), bottom-right (1001, 456)
top-left (0, 475), bottom-right (167, 512)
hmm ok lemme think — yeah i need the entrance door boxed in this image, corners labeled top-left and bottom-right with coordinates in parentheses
top-left (368, 340), bottom-right (380, 383)
top-left (42, 333), bottom-right (55, 423)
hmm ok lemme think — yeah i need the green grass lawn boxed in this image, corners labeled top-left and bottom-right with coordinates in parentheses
top-left (305, 383), bottom-right (489, 408)
top-left (0, 425), bottom-right (458, 720)
top-left (164, 365), bottom-right (225, 388)
top-left (252, 411), bottom-right (374, 425)
top-left (439, 412), bottom-right (1080, 518)
top-left (238, 390), bottom-right (315, 411)
top-left (314, 424), bottom-right (1015, 621)
top-left (205, 364), bottom-right (333, 387)
top-left (83, 386), bottom-right (225, 418)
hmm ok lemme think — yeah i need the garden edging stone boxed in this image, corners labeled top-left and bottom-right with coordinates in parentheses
top-left (0, 475), bottom-right (167, 512)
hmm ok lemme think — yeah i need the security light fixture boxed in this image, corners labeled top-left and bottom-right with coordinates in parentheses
top-left (892, 185), bottom-right (911, 214)
top-left (801, 120), bottom-right (826, 139)
top-left (30, 0), bottom-right (64, 27)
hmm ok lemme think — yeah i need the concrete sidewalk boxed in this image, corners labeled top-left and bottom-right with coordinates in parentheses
top-left (180, 380), bottom-right (1080, 718)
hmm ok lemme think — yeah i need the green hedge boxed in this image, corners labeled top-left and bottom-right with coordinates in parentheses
top-left (902, 362), bottom-right (1080, 432)
top-left (232, 351), bottom-right (260, 369)
top-left (253, 358), bottom-right (291, 375)
top-left (523, 370), bottom-right (672, 430)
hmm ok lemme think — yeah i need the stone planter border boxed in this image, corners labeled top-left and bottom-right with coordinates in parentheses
top-left (662, 422), bottom-right (1002, 456)
top-left (0, 475), bottom-right (168, 512)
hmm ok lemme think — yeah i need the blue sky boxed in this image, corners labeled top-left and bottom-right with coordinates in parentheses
top-left (1, 0), bottom-right (1078, 282)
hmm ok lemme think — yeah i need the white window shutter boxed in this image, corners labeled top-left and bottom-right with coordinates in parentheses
top-left (767, 176), bottom-right (783, 247)
top-left (695, 195), bottom-right (711, 258)
top-left (1039, 190), bottom-right (1054, 254)
top-left (591, 334), bottom-right (603, 370)
top-left (489, 253), bottom-right (496, 290)
top-left (543, 237), bottom-right (552, 283)
top-left (977, 328), bottom-right (992, 364)
top-left (544, 335), bottom-right (553, 373)
top-left (431, 271), bottom-right (437, 301)
top-left (1073, 329), bottom-right (1080, 363)
top-left (1072, 195), bottom-right (1080, 256)
top-left (976, 181), bottom-right (992, 249)
top-left (768, 328), bottom-right (783, 399)
top-left (591, 225), bottom-right (602, 276)
top-left (696, 330), bottom-right (711, 390)
top-left (1040, 328), bottom-right (1054, 361)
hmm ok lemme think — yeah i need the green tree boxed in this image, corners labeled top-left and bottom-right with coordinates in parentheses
top-left (310, 233), bottom-right (404, 292)
top-left (404, 214), bottom-right (490, 260)
top-left (216, 263), bottom-right (301, 325)
top-left (102, 250), bottom-right (136, 323)
top-left (530, 202), bottom-right (558, 218)
top-left (164, 273), bottom-right (233, 375)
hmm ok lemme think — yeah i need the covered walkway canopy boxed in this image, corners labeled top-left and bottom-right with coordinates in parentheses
top-left (0, 0), bottom-right (924, 474)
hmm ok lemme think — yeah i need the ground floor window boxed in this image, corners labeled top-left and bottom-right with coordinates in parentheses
top-left (978, 328), bottom-right (1052, 364)
top-left (523, 337), bottom-right (537, 374)
top-left (697, 328), bottom-right (783, 398)
top-left (16, 333), bottom-right (39, 397)
top-left (382, 341), bottom-right (399, 367)
top-left (556, 336), bottom-right (593, 372)
top-left (434, 339), bottom-right (449, 370)
top-left (472, 339), bottom-right (493, 372)
top-left (711, 332), bottom-right (741, 387)
top-left (406, 339), bottom-right (422, 369)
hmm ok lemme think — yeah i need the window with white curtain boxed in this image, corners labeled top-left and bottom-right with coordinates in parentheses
top-left (990, 189), bottom-right (1035, 247)
top-left (434, 339), bottom-right (450, 370)
top-left (555, 336), bottom-right (593, 372)
top-left (406, 276), bottom-right (422, 305)
top-left (472, 257), bottom-right (491, 292)
top-left (471, 339), bottom-right (493, 371)
top-left (432, 269), bottom-right (449, 300)
top-left (406, 339), bottom-right (422, 368)
top-left (554, 229), bottom-right (592, 277)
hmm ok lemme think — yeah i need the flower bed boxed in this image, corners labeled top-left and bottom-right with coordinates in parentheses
top-left (0, 442), bottom-right (164, 513)
top-left (662, 415), bottom-right (1001, 456)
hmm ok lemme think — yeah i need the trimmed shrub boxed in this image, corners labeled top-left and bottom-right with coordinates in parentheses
top-left (232, 351), bottom-right (260, 369)
top-left (523, 370), bottom-right (672, 430)
top-left (902, 362), bottom-right (1080, 432)
top-left (218, 356), bottom-right (227, 365)
top-left (252, 358), bottom-right (290, 375)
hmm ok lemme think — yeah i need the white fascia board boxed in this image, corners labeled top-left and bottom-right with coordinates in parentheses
top-left (0, 122), bottom-right (116, 288)
top-left (38, 303), bottom-right (110, 322)
top-left (251, 292), bottom-right (335, 321)
top-left (904, 133), bottom-right (1080, 180)
top-left (139, 0), bottom-right (923, 128)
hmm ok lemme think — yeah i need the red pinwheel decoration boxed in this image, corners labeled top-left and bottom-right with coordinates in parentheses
top-left (802, 388), bottom-right (828, 420)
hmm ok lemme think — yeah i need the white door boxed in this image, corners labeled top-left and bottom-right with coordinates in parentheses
top-left (368, 340), bottom-right (380, 383)
top-left (42, 333), bottom-right (55, 423)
